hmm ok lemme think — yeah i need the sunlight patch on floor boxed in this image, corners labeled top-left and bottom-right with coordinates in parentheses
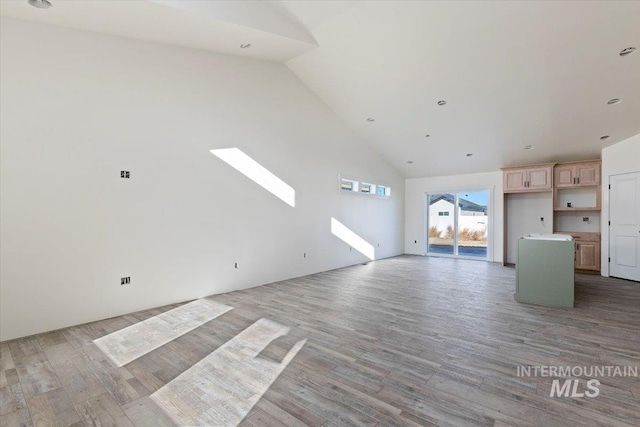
top-left (151, 318), bottom-right (306, 426)
top-left (94, 298), bottom-right (232, 367)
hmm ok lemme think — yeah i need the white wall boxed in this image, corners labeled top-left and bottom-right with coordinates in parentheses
top-left (0, 18), bottom-right (404, 341)
top-left (505, 192), bottom-right (554, 264)
top-left (405, 171), bottom-right (503, 262)
top-left (601, 134), bottom-right (640, 276)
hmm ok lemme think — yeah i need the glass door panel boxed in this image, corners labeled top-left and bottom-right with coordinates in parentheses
top-left (428, 193), bottom-right (455, 255)
top-left (456, 191), bottom-right (488, 258)
top-left (427, 191), bottom-right (489, 259)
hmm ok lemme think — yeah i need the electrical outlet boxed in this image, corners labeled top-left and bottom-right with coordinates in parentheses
top-left (303, 252), bottom-right (306, 258)
top-left (120, 171), bottom-right (130, 179)
top-left (583, 217), bottom-right (589, 222)
top-left (540, 217), bottom-right (544, 222)
top-left (120, 276), bottom-right (130, 285)
top-left (414, 240), bottom-right (417, 244)
top-left (234, 262), bottom-right (238, 269)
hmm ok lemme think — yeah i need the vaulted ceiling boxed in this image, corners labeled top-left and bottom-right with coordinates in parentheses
top-left (2, 0), bottom-right (639, 178)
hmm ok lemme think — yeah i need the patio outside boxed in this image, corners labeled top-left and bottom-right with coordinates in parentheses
top-left (428, 192), bottom-right (488, 258)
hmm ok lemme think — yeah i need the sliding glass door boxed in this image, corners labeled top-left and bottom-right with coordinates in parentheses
top-left (427, 191), bottom-right (489, 259)
top-left (427, 193), bottom-right (456, 255)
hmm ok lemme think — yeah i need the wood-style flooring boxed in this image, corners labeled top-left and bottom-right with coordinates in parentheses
top-left (1, 255), bottom-right (639, 426)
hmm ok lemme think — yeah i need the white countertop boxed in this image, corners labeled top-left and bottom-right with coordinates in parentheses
top-left (520, 234), bottom-right (574, 241)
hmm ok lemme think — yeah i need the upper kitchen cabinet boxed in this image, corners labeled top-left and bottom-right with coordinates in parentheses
top-left (502, 164), bottom-right (555, 193)
top-left (554, 160), bottom-right (601, 188)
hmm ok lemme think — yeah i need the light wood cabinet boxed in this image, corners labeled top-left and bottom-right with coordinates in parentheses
top-left (502, 161), bottom-right (601, 269)
top-left (553, 160), bottom-right (601, 211)
top-left (554, 161), bottom-right (600, 188)
top-left (561, 232), bottom-right (601, 272)
top-left (503, 169), bottom-right (527, 192)
top-left (575, 241), bottom-right (601, 271)
top-left (503, 164), bottom-right (554, 193)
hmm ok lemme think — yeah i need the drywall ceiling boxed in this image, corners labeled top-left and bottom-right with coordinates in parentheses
top-left (1, 1), bottom-right (639, 178)
top-left (0, 0), bottom-right (318, 62)
top-left (285, 1), bottom-right (640, 177)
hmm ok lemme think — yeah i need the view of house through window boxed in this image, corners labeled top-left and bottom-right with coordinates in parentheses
top-left (427, 191), bottom-right (489, 259)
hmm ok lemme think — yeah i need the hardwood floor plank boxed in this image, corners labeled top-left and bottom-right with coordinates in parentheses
top-left (41, 389), bottom-right (81, 426)
top-left (37, 332), bottom-right (69, 349)
top-left (1, 256), bottom-right (638, 426)
top-left (242, 408), bottom-right (288, 427)
top-left (15, 360), bottom-right (61, 398)
top-left (121, 396), bottom-right (175, 427)
top-left (0, 407), bottom-right (32, 427)
top-left (26, 393), bottom-right (59, 427)
top-left (262, 389), bottom-right (326, 427)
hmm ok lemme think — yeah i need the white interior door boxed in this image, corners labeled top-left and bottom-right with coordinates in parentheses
top-left (610, 172), bottom-right (640, 281)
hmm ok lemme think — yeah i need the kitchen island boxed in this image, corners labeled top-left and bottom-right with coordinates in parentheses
top-left (515, 234), bottom-right (575, 308)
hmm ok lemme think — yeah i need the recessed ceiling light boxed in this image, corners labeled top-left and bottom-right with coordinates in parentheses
top-left (366, 118), bottom-right (375, 122)
top-left (437, 100), bottom-right (446, 106)
top-left (240, 43), bottom-right (252, 49)
top-left (619, 47), bottom-right (637, 56)
top-left (466, 153), bottom-right (473, 157)
top-left (524, 145), bottom-right (534, 150)
top-left (607, 98), bottom-right (621, 105)
top-left (28, 0), bottom-right (52, 8)
top-left (600, 135), bottom-right (610, 140)
top-left (407, 160), bottom-right (414, 164)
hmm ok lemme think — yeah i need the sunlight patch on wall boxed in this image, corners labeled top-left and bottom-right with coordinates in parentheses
top-left (210, 148), bottom-right (295, 207)
top-left (331, 217), bottom-right (375, 260)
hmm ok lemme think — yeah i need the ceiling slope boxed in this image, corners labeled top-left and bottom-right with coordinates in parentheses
top-left (1, 1), bottom-right (638, 178)
top-left (285, 1), bottom-right (640, 178)
top-left (0, 0), bottom-right (317, 62)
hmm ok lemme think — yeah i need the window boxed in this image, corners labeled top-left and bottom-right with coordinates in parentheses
top-left (377, 186), bottom-right (391, 197)
top-left (341, 178), bottom-right (358, 193)
top-left (427, 191), bottom-right (489, 259)
top-left (339, 176), bottom-right (390, 198)
top-left (341, 179), bottom-right (354, 191)
top-left (360, 183), bottom-right (374, 194)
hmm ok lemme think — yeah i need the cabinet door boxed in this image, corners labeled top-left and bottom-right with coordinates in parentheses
top-left (575, 241), bottom-right (600, 271)
top-left (576, 162), bottom-right (600, 186)
top-left (527, 166), bottom-right (552, 190)
top-left (555, 164), bottom-right (575, 188)
top-left (504, 169), bottom-right (527, 192)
